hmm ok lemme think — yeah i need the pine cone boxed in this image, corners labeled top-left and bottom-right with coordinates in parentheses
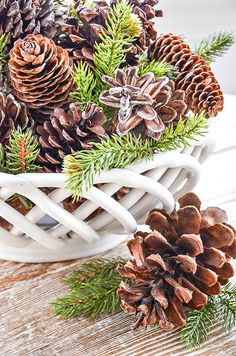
top-left (148, 34), bottom-right (224, 118)
top-left (9, 34), bottom-right (73, 113)
top-left (59, 0), bottom-right (162, 66)
top-left (0, 0), bottom-right (64, 48)
top-left (117, 193), bottom-right (236, 330)
top-left (0, 92), bottom-right (34, 145)
top-left (99, 67), bottom-right (188, 140)
top-left (36, 102), bottom-right (107, 172)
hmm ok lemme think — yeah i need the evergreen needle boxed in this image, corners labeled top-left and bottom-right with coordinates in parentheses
top-left (195, 31), bottom-right (235, 64)
top-left (63, 114), bottom-right (209, 199)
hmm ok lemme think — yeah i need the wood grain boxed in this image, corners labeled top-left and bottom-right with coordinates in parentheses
top-left (0, 95), bottom-right (236, 355)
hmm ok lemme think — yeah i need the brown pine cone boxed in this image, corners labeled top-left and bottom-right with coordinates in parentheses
top-left (117, 193), bottom-right (236, 330)
top-left (99, 67), bottom-right (188, 140)
top-left (0, 0), bottom-right (64, 48)
top-left (148, 33), bottom-right (224, 118)
top-left (0, 92), bottom-right (34, 145)
top-left (8, 34), bottom-right (73, 113)
top-left (36, 102), bottom-right (107, 172)
top-left (59, 0), bottom-right (162, 66)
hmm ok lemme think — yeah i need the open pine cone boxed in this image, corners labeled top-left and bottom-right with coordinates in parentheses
top-left (59, 0), bottom-right (162, 66)
top-left (99, 67), bottom-right (188, 140)
top-left (148, 33), bottom-right (224, 117)
top-left (117, 193), bottom-right (236, 330)
top-left (8, 34), bottom-right (73, 113)
top-left (36, 102), bottom-right (107, 172)
top-left (0, 92), bottom-right (34, 145)
top-left (0, 0), bottom-right (64, 47)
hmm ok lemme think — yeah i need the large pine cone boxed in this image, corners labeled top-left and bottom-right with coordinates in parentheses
top-left (59, 0), bottom-right (162, 66)
top-left (0, 92), bottom-right (34, 145)
top-left (0, 0), bottom-right (64, 47)
top-left (99, 67), bottom-right (188, 140)
top-left (8, 34), bottom-right (73, 113)
top-left (36, 102), bottom-right (107, 172)
top-left (148, 34), bottom-right (224, 118)
top-left (118, 193), bottom-right (236, 330)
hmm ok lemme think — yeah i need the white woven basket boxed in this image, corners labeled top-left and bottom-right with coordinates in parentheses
top-left (0, 135), bottom-right (215, 263)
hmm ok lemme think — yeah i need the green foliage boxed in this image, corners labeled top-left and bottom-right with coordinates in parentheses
top-left (0, 144), bottom-right (5, 172)
top-left (138, 56), bottom-right (179, 80)
top-left (181, 297), bottom-right (217, 349)
top-left (94, 0), bottom-right (141, 84)
top-left (6, 128), bottom-right (39, 174)
top-left (218, 282), bottom-right (236, 331)
top-left (51, 257), bottom-right (126, 318)
top-left (195, 31), bottom-right (235, 64)
top-left (0, 34), bottom-right (8, 67)
top-left (182, 282), bottom-right (236, 349)
top-left (70, 62), bottom-right (97, 109)
top-left (64, 114), bottom-right (208, 199)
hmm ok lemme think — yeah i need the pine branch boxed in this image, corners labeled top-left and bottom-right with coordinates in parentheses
top-left (70, 62), bottom-right (97, 108)
top-left (181, 297), bottom-right (217, 349)
top-left (138, 56), bottom-right (179, 80)
top-left (51, 258), bottom-right (126, 319)
top-left (94, 0), bottom-right (141, 86)
top-left (218, 282), bottom-right (236, 332)
top-left (195, 31), bottom-right (235, 64)
top-left (0, 143), bottom-right (6, 172)
top-left (6, 128), bottom-right (39, 174)
top-left (63, 114), bottom-right (209, 199)
top-left (0, 34), bottom-right (8, 67)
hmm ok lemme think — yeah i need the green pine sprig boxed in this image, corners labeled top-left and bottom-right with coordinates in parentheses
top-left (0, 34), bottom-right (8, 67)
top-left (195, 31), bottom-right (235, 64)
top-left (51, 258), bottom-right (127, 319)
top-left (63, 114), bottom-right (208, 199)
top-left (6, 128), bottom-right (39, 174)
top-left (94, 0), bottom-right (141, 85)
top-left (138, 56), bottom-right (179, 80)
top-left (182, 282), bottom-right (236, 349)
top-left (70, 62), bottom-right (97, 109)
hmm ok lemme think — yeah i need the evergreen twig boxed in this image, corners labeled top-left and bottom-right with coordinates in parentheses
top-left (181, 298), bottom-right (217, 349)
top-left (70, 62), bottom-right (97, 108)
top-left (51, 258), bottom-right (127, 318)
top-left (6, 128), bottom-right (39, 174)
top-left (63, 114), bottom-right (208, 199)
top-left (94, 0), bottom-right (141, 86)
top-left (218, 282), bottom-right (236, 331)
top-left (0, 34), bottom-right (8, 67)
top-left (138, 56), bottom-right (179, 80)
top-left (195, 31), bottom-right (235, 64)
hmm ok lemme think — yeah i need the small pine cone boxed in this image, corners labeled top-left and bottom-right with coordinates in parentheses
top-left (0, 0), bottom-right (64, 48)
top-left (0, 92), bottom-right (34, 145)
top-left (100, 67), bottom-right (188, 140)
top-left (36, 102), bottom-right (107, 172)
top-left (148, 34), bottom-right (224, 118)
top-left (117, 193), bottom-right (236, 331)
top-left (9, 34), bottom-right (73, 113)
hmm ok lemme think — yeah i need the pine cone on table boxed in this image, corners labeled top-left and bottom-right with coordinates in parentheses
top-left (0, 0), bottom-right (64, 48)
top-left (59, 0), bottom-right (162, 66)
top-left (99, 67), bottom-right (188, 140)
top-left (8, 34), bottom-right (73, 114)
top-left (0, 92), bottom-right (34, 145)
top-left (36, 102), bottom-right (107, 172)
top-left (148, 33), bottom-right (224, 118)
top-left (117, 193), bottom-right (236, 330)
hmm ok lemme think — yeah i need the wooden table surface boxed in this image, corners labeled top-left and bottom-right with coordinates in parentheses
top-left (1, 95), bottom-right (236, 356)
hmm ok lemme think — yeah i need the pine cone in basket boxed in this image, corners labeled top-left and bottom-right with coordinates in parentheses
top-left (99, 67), bottom-right (188, 140)
top-left (58, 0), bottom-right (162, 66)
top-left (36, 102), bottom-right (107, 172)
top-left (0, 92), bottom-right (34, 145)
top-left (117, 192), bottom-right (236, 330)
top-left (0, 0), bottom-right (64, 48)
top-left (8, 34), bottom-right (73, 113)
top-left (148, 34), bottom-right (224, 117)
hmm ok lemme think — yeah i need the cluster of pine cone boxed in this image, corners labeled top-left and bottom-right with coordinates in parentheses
top-left (0, 0), bottom-right (224, 173)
